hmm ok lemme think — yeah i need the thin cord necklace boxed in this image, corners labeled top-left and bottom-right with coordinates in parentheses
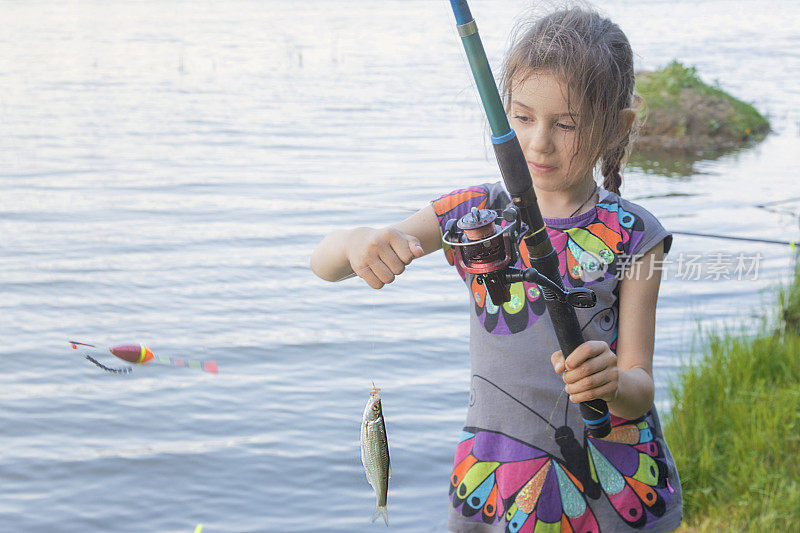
top-left (568, 183), bottom-right (599, 217)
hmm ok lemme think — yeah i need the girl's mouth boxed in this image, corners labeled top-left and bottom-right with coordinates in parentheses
top-left (528, 161), bottom-right (556, 173)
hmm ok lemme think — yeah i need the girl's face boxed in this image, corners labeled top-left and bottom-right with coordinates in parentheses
top-left (508, 71), bottom-right (594, 194)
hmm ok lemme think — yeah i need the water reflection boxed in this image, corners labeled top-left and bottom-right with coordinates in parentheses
top-left (628, 143), bottom-right (752, 178)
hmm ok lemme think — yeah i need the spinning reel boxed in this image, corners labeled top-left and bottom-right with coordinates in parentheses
top-left (442, 207), bottom-right (597, 309)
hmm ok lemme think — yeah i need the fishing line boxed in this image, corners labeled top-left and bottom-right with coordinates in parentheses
top-left (334, 253), bottom-right (425, 283)
top-left (335, 262), bottom-right (379, 283)
top-left (671, 230), bottom-right (797, 247)
top-left (472, 374), bottom-right (558, 433)
top-left (337, 248), bottom-right (605, 429)
top-left (545, 386), bottom-right (567, 440)
top-left (757, 205), bottom-right (800, 218)
top-left (441, 0), bottom-right (484, 109)
top-left (369, 284), bottom-right (377, 365)
top-left (756, 196), bottom-right (800, 207)
top-left (472, 374), bottom-right (596, 443)
top-left (438, 0), bottom-right (499, 162)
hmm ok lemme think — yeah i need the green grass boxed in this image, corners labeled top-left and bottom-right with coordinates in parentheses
top-left (780, 262), bottom-right (800, 334)
top-left (665, 264), bottom-right (800, 531)
top-left (635, 61), bottom-right (770, 151)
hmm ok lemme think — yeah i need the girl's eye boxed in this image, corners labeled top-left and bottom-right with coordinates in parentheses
top-left (513, 115), bottom-right (531, 123)
top-left (556, 122), bottom-right (576, 131)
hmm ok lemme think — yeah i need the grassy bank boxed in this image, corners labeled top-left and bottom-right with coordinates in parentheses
top-left (665, 265), bottom-right (800, 531)
top-left (635, 61), bottom-right (770, 153)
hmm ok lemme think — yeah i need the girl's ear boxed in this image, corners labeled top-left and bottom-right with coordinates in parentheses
top-left (614, 108), bottom-right (636, 144)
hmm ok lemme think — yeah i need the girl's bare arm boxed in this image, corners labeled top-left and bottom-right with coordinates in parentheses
top-left (552, 240), bottom-right (665, 420)
top-left (310, 204), bottom-right (442, 288)
top-left (609, 240), bottom-right (665, 419)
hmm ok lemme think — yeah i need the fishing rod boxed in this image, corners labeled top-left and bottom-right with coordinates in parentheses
top-left (444, 0), bottom-right (611, 437)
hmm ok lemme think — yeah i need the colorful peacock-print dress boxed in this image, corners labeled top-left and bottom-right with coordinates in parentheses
top-left (432, 181), bottom-right (682, 532)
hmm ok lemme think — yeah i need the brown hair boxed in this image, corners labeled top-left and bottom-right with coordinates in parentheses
top-left (499, 7), bottom-right (638, 195)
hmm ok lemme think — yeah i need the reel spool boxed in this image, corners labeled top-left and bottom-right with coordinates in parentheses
top-left (443, 207), bottom-right (520, 306)
top-left (443, 206), bottom-right (597, 310)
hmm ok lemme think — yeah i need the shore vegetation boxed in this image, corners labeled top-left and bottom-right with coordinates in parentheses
top-left (635, 61), bottom-right (770, 153)
top-left (666, 263), bottom-right (800, 531)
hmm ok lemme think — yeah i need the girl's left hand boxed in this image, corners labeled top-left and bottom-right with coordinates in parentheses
top-left (551, 340), bottom-right (619, 403)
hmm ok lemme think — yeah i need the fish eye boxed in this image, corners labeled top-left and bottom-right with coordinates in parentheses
top-left (372, 403), bottom-right (380, 411)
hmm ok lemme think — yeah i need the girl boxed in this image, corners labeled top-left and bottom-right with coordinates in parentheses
top-left (311, 6), bottom-right (682, 532)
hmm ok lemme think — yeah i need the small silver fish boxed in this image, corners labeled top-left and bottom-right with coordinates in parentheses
top-left (360, 385), bottom-right (390, 526)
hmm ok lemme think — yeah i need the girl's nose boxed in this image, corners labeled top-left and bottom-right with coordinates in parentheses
top-left (523, 124), bottom-right (553, 154)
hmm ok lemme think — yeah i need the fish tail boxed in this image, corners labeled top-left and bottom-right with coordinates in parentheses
top-left (371, 505), bottom-right (388, 526)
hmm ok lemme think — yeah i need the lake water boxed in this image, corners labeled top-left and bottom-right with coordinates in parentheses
top-left (1, 1), bottom-right (798, 531)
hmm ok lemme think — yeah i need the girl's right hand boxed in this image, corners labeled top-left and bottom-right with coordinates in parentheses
top-left (310, 204), bottom-right (440, 285)
top-left (346, 227), bottom-right (425, 289)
